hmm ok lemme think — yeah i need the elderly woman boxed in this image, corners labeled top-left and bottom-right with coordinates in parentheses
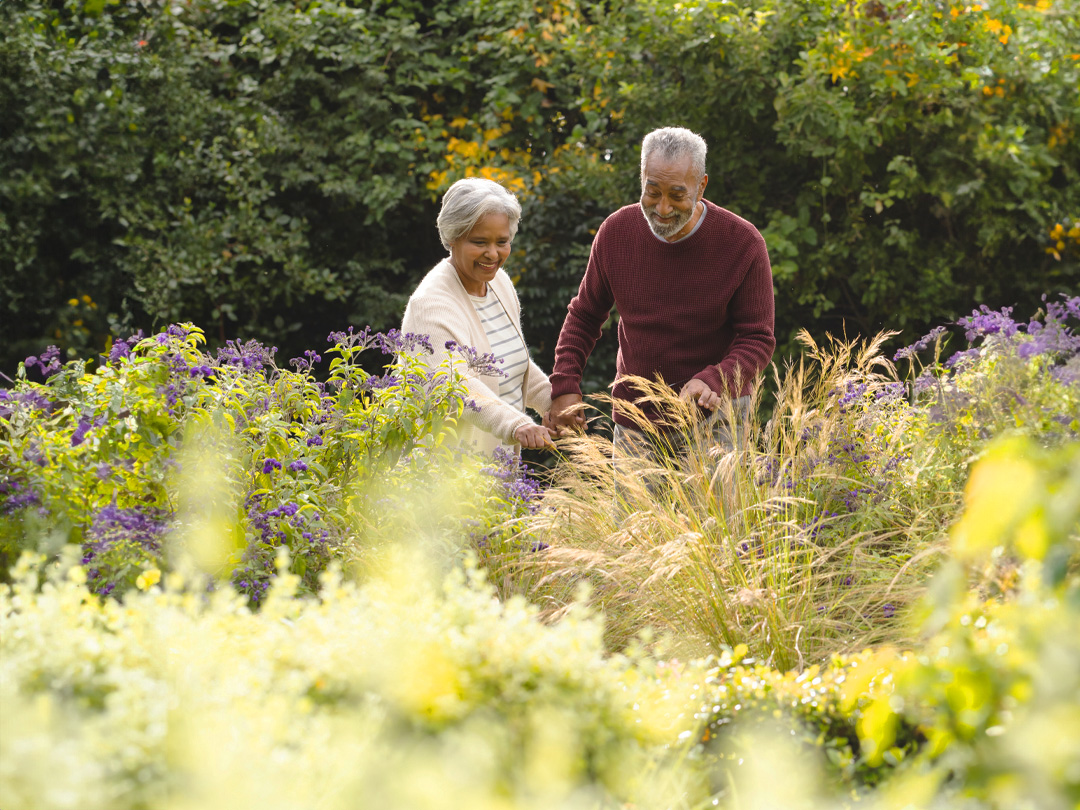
top-left (402, 177), bottom-right (554, 455)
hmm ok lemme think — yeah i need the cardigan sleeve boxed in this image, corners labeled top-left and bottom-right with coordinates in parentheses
top-left (402, 293), bottom-right (535, 444)
top-left (524, 358), bottom-right (552, 416)
top-left (502, 274), bottom-right (553, 417)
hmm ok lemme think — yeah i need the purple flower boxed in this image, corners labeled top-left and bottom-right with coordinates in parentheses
top-left (217, 339), bottom-right (277, 370)
top-left (289, 350), bottom-right (322, 373)
top-left (327, 326), bottom-right (374, 349)
top-left (288, 460), bottom-right (308, 472)
top-left (108, 331), bottom-right (145, 363)
top-left (445, 341), bottom-right (507, 378)
top-left (72, 418), bottom-right (93, 447)
top-left (0, 480), bottom-right (41, 514)
top-left (188, 365), bottom-right (214, 378)
top-left (95, 464), bottom-right (113, 480)
top-left (24, 346), bottom-right (62, 379)
top-left (883, 603), bottom-right (896, 618)
top-left (0, 389), bottom-right (52, 419)
top-left (306, 435), bottom-right (323, 447)
top-left (944, 349), bottom-right (981, 370)
top-left (376, 329), bottom-right (434, 355)
top-left (893, 326), bottom-right (948, 361)
top-left (837, 381), bottom-right (868, 411)
top-left (262, 458), bottom-right (282, 474)
top-left (875, 382), bottom-right (905, 404)
top-left (364, 373), bottom-right (400, 390)
top-left (956, 305), bottom-right (1021, 342)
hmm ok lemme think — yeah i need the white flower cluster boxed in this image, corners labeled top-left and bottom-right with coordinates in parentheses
top-left (0, 551), bottom-right (704, 810)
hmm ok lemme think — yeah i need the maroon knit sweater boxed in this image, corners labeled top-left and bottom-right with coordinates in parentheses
top-left (549, 199), bottom-right (775, 427)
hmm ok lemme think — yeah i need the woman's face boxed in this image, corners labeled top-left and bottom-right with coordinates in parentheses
top-left (449, 213), bottom-right (512, 296)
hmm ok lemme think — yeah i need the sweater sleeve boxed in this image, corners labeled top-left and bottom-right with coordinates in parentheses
top-left (549, 230), bottom-right (616, 399)
top-left (692, 235), bottom-right (776, 397)
top-left (402, 295), bottom-right (535, 444)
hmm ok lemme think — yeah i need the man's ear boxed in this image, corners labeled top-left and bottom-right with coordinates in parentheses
top-left (698, 173), bottom-right (709, 199)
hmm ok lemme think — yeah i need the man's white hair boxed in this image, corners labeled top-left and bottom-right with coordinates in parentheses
top-left (640, 127), bottom-right (707, 184)
top-left (436, 177), bottom-right (522, 251)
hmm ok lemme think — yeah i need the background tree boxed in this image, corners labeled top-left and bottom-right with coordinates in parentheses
top-left (3, 0), bottom-right (1078, 385)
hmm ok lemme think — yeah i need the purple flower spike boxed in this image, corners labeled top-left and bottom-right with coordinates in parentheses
top-left (288, 460), bottom-right (308, 472)
top-left (262, 458), bottom-right (282, 474)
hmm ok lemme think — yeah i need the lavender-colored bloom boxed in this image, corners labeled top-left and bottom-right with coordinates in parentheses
top-left (262, 458), bottom-right (282, 474)
top-left (306, 435), bottom-right (324, 447)
top-left (0, 480), bottom-right (41, 514)
top-left (188, 365), bottom-right (214, 379)
top-left (267, 502), bottom-right (299, 518)
top-left (445, 341), bottom-right (507, 378)
top-left (82, 504), bottom-right (169, 596)
top-left (837, 381), bottom-right (868, 411)
top-left (217, 339), bottom-right (277, 370)
top-left (376, 329), bottom-right (434, 356)
top-left (883, 603), bottom-right (896, 619)
top-left (893, 326), bottom-right (948, 361)
top-left (108, 330), bottom-right (145, 363)
top-left (24, 346), bottom-right (62, 379)
top-left (71, 417), bottom-right (93, 447)
top-left (0, 388), bottom-right (52, 419)
top-left (289, 350), bottom-right (322, 373)
top-left (875, 382), bottom-right (905, 404)
top-left (944, 349), bottom-right (981, 370)
top-left (288, 460), bottom-right (308, 472)
top-left (482, 447), bottom-right (544, 515)
top-left (327, 326), bottom-right (374, 349)
top-left (95, 464), bottom-right (113, 480)
top-left (364, 373), bottom-right (400, 391)
top-left (956, 305), bottom-right (1021, 342)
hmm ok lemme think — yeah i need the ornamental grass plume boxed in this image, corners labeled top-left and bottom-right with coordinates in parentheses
top-left (508, 329), bottom-right (948, 669)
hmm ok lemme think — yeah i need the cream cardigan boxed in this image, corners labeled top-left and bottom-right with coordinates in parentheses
top-left (401, 258), bottom-right (552, 455)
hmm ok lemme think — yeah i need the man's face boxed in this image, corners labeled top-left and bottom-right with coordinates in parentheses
top-left (639, 155), bottom-right (708, 241)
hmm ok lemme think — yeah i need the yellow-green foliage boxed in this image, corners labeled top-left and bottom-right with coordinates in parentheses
top-left (0, 551), bottom-right (703, 810)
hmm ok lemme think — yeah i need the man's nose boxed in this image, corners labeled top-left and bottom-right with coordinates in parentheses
top-left (656, 197), bottom-right (673, 216)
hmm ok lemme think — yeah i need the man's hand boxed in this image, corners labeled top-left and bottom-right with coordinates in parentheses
top-left (546, 393), bottom-right (586, 433)
top-left (514, 423), bottom-right (557, 450)
top-left (680, 378), bottom-right (720, 411)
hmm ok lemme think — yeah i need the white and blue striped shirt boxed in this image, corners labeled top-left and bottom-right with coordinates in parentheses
top-left (469, 292), bottom-right (528, 412)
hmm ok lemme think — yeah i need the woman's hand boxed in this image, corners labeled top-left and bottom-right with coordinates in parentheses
top-left (514, 423), bottom-right (556, 450)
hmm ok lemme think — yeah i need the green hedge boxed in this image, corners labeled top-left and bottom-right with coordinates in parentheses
top-left (3, 0), bottom-right (1078, 382)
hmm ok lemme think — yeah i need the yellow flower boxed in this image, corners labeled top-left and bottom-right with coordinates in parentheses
top-left (68, 298), bottom-right (79, 307)
top-left (136, 567), bottom-right (161, 591)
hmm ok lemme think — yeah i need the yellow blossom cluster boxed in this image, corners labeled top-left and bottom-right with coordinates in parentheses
top-left (1046, 219), bottom-right (1080, 260)
top-left (425, 118), bottom-right (532, 194)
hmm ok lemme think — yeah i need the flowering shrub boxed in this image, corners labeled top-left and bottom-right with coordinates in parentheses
top-left (0, 324), bottom-right (542, 601)
top-left (0, 553), bottom-right (702, 810)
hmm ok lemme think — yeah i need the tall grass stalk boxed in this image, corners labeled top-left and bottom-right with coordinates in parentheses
top-left (503, 331), bottom-right (952, 669)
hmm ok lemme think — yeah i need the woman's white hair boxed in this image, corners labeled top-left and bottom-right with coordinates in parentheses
top-left (436, 177), bottom-right (522, 250)
top-left (640, 127), bottom-right (707, 184)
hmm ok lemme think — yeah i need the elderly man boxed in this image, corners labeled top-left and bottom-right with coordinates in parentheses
top-left (546, 126), bottom-right (775, 452)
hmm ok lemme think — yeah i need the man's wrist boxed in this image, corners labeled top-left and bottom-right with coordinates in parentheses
top-left (548, 376), bottom-right (583, 400)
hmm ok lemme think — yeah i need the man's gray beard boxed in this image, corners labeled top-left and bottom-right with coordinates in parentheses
top-left (640, 201), bottom-right (694, 239)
